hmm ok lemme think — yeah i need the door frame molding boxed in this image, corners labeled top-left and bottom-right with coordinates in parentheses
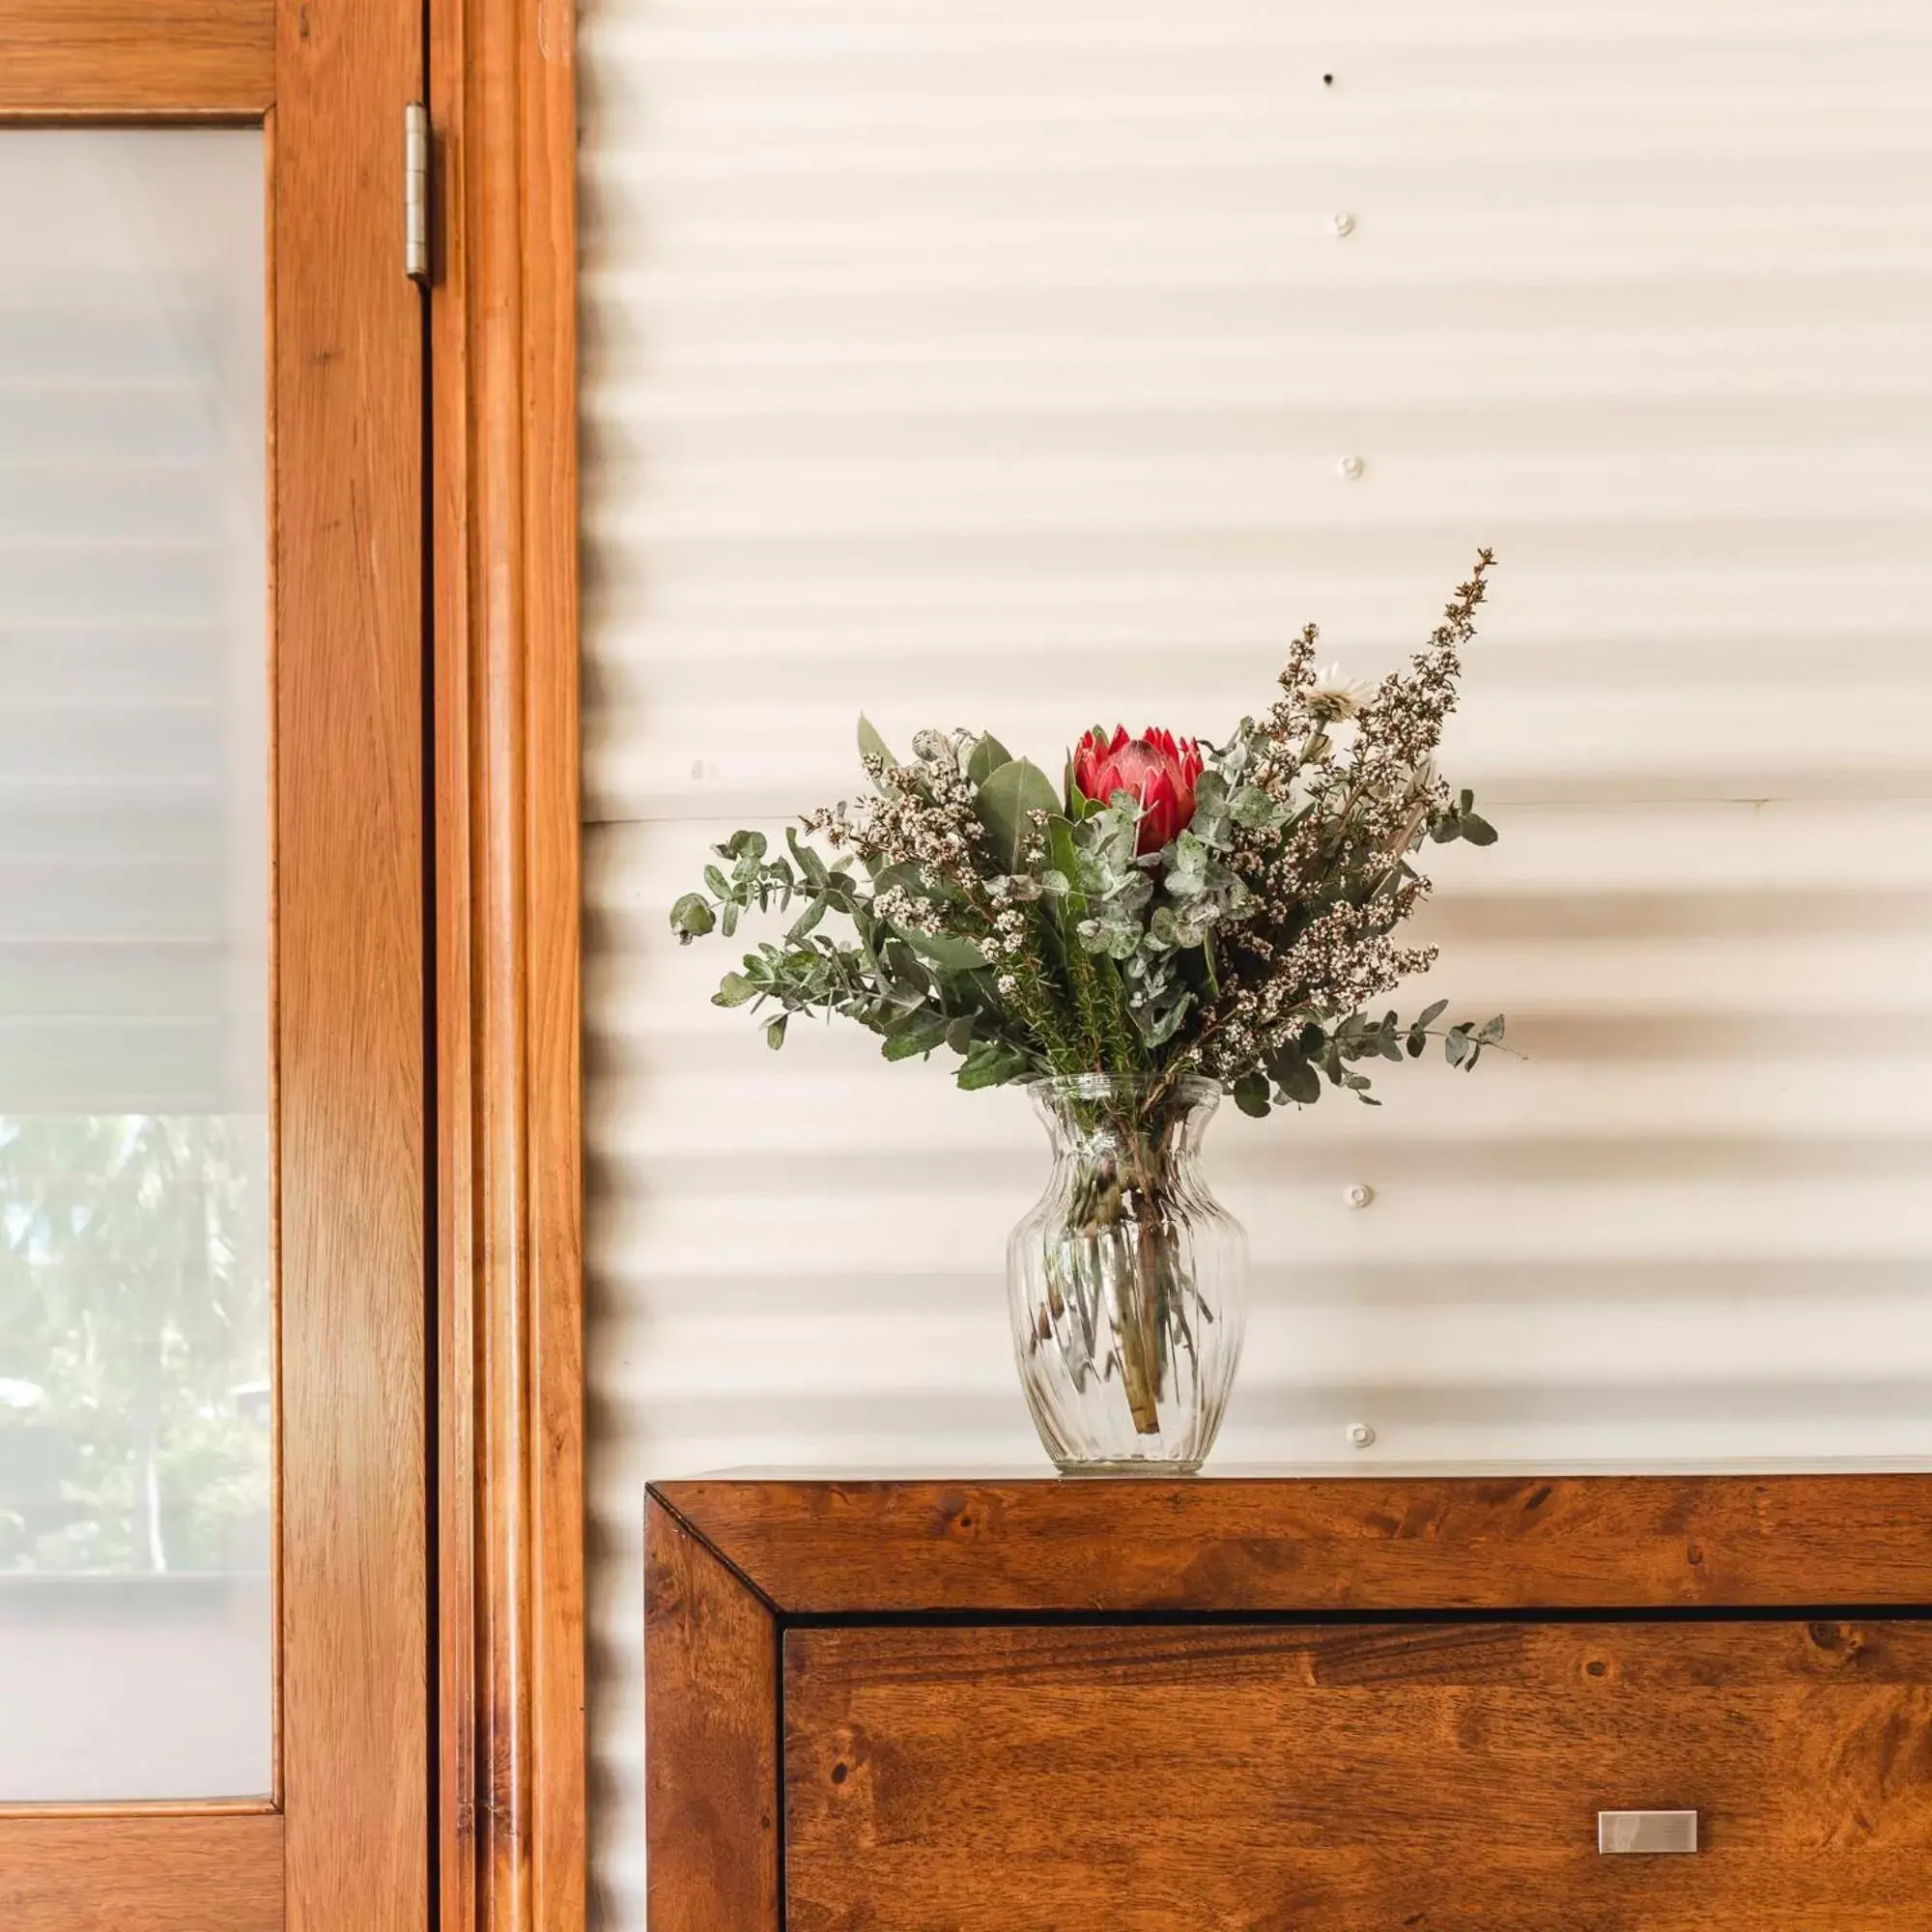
top-left (0, 2), bottom-right (586, 1923)
top-left (427, 0), bottom-right (586, 1925)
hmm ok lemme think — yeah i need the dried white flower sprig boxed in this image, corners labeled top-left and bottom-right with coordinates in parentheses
top-left (671, 551), bottom-right (1507, 1116)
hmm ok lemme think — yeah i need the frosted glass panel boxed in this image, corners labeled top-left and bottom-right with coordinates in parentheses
top-left (0, 131), bottom-right (270, 1801)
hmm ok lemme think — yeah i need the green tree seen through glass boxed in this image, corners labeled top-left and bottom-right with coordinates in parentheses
top-left (0, 1116), bottom-right (270, 1575)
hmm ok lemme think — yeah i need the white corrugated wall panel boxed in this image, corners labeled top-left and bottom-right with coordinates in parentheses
top-left (579, 5), bottom-right (1932, 1920)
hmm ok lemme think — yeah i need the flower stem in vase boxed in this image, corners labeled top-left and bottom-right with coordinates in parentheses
top-left (1122, 1214), bottom-right (1167, 1436)
top-left (1084, 1139), bottom-right (1169, 1438)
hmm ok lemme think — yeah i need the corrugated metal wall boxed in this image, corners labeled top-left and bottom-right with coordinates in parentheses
top-left (579, 4), bottom-right (1932, 1920)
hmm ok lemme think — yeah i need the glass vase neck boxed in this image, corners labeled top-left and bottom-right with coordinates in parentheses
top-left (1025, 1073), bottom-right (1220, 1154)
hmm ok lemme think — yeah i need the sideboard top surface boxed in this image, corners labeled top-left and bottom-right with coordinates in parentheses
top-left (649, 1471), bottom-right (1932, 1614)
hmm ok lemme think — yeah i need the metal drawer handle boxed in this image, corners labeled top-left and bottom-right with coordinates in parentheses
top-left (1599, 1810), bottom-right (1699, 1855)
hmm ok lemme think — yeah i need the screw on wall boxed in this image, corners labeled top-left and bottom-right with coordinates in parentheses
top-left (1344, 1182), bottom-right (1375, 1209)
top-left (1348, 1422), bottom-right (1377, 1449)
top-left (1331, 211), bottom-right (1356, 237)
top-left (1337, 454), bottom-right (1365, 480)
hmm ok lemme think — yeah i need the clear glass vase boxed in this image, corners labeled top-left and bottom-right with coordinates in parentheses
top-left (1007, 1073), bottom-right (1248, 1475)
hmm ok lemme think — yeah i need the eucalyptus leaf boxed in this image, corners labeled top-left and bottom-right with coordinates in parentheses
top-left (1138, 992), bottom-right (1193, 1047)
top-left (1200, 927), bottom-right (1221, 1000)
top-left (893, 923), bottom-right (990, 973)
top-left (1278, 1059), bottom-right (1321, 1106)
top-left (974, 757), bottom-right (1062, 871)
top-left (1229, 783), bottom-right (1280, 831)
top-left (785, 826), bottom-right (829, 887)
top-left (966, 732), bottom-right (1012, 786)
top-left (881, 1017), bottom-right (949, 1062)
top-left (785, 897), bottom-right (827, 943)
top-left (857, 714), bottom-right (898, 767)
top-left (764, 1015), bottom-right (788, 1050)
top-left (1232, 1070), bottom-right (1271, 1119)
top-left (884, 944), bottom-right (931, 1003)
top-left (956, 1039), bottom-right (1022, 1092)
top-left (1164, 831), bottom-right (1209, 898)
top-left (1186, 770), bottom-right (1233, 843)
top-left (668, 893), bottom-right (715, 941)
top-left (713, 972), bottom-right (759, 1009)
top-left (1045, 816), bottom-right (1081, 886)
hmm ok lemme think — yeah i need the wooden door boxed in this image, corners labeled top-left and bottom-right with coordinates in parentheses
top-left (0, 3), bottom-right (427, 1927)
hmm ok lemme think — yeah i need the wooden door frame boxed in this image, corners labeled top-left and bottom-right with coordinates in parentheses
top-left (0, 1), bottom-right (588, 1926)
top-left (426, 0), bottom-right (586, 1926)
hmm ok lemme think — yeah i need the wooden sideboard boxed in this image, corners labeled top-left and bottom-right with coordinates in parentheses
top-left (645, 1475), bottom-right (1932, 1929)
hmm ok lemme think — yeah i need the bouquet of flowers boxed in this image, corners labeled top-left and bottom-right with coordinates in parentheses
top-left (671, 551), bottom-right (1507, 1469)
top-left (670, 551), bottom-right (1506, 1114)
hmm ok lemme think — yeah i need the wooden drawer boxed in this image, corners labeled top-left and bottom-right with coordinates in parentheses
top-left (782, 1618), bottom-right (1932, 1931)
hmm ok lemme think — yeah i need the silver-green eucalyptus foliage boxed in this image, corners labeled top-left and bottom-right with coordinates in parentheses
top-left (671, 552), bottom-right (1508, 1117)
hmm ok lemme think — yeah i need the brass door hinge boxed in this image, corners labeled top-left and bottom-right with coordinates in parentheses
top-left (405, 101), bottom-right (430, 283)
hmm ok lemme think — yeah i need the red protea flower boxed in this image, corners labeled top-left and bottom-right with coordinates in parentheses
top-left (1071, 725), bottom-right (1205, 853)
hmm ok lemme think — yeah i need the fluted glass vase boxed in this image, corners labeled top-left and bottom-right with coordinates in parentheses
top-left (1007, 1073), bottom-right (1248, 1475)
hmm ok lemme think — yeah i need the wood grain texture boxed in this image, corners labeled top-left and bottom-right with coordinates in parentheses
top-left (523, 4), bottom-right (585, 1915)
top-left (430, 0), bottom-right (584, 1920)
top-left (0, 0), bottom-right (273, 116)
top-left (644, 1499), bottom-right (781, 1932)
top-left (785, 1619), bottom-right (1932, 1931)
top-left (657, 1475), bottom-right (1932, 1612)
top-left (274, 2), bottom-right (427, 1929)
top-left (0, 1811), bottom-right (284, 1932)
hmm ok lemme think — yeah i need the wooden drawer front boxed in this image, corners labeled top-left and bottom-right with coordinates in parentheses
top-left (783, 1619), bottom-right (1932, 1931)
